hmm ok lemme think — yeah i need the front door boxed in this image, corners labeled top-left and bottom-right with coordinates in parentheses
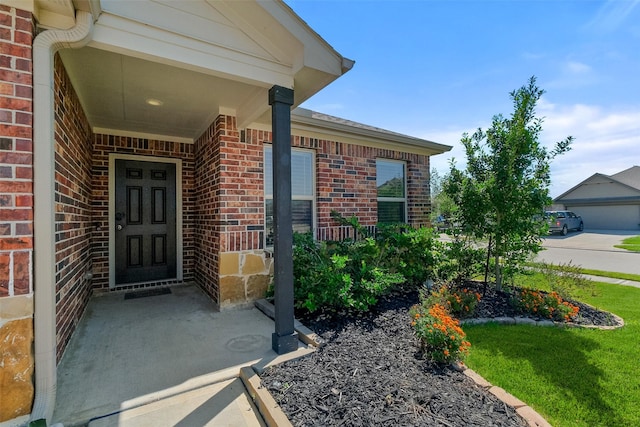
top-left (114, 159), bottom-right (177, 284)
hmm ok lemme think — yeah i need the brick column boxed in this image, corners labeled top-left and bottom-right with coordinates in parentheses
top-left (0, 4), bottom-right (35, 423)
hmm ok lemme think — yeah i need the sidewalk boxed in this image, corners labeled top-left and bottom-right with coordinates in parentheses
top-left (582, 274), bottom-right (640, 289)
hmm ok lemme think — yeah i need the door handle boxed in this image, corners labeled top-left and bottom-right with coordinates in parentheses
top-left (116, 224), bottom-right (123, 231)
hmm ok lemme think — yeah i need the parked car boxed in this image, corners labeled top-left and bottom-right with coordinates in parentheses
top-left (545, 210), bottom-right (584, 235)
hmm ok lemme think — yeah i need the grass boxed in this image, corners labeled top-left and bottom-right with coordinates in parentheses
top-left (463, 277), bottom-right (640, 426)
top-left (614, 235), bottom-right (640, 252)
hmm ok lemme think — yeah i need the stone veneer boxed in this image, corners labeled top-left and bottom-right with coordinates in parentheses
top-left (219, 251), bottom-right (273, 308)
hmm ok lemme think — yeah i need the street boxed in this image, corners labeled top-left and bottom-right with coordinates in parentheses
top-left (537, 230), bottom-right (640, 275)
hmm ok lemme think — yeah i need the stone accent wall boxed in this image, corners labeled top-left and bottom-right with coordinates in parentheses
top-left (0, 4), bottom-right (34, 423)
top-left (53, 54), bottom-right (94, 361)
top-left (218, 251), bottom-right (272, 307)
top-left (91, 135), bottom-right (196, 292)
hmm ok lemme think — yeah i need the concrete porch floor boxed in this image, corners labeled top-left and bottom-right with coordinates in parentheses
top-left (52, 285), bottom-right (302, 426)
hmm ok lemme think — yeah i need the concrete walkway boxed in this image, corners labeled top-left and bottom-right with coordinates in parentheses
top-left (52, 285), bottom-right (309, 427)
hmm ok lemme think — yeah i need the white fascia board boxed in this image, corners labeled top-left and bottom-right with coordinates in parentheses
top-left (291, 116), bottom-right (452, 156)
top-left (258, 0), bottom-right (346, 77)
top-left (90, 13), bottom-right (294, 89)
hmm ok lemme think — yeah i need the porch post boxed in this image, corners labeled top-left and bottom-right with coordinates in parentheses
top-left (269, 85), bottom-right (298, 354)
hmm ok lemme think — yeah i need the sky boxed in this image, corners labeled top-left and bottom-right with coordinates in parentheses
top-left (286, 0), bottom-right (640, 198)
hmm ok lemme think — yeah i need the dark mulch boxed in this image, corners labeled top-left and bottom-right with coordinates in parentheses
top-left (259, 284), bottom-right (617, 426)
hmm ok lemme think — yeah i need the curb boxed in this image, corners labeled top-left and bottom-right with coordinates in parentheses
top-left (241, 366), bottom-right (294, 427)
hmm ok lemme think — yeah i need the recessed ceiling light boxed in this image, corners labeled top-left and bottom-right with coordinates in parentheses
top-left (146, 98), bottom-right (163, 106)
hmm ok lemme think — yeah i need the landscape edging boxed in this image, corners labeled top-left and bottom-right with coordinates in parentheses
top-left (460, 309), bottom-right (624, 330)
top-left (453, 363), bottom-right (552, 427)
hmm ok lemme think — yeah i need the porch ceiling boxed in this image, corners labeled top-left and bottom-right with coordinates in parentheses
top-left (53, 0), bottom-right (352, 141)
top-left (59, 47), bottom-right (262, 141)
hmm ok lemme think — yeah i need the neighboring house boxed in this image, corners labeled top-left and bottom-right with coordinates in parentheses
top-left (0, 0), bottom-right (450, 424)
top-left (554, 166), bottom-right (640, 230)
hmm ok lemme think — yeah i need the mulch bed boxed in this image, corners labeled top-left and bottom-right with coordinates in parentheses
top-left (259, 283), bottom-right (617, 426)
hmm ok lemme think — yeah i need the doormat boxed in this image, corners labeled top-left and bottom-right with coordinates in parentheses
top-left (124, 287), bottom-right (172, 300)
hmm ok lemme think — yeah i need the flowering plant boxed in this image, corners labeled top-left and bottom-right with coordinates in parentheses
top-left (424, 286), bottom-right (481, 319)
top-left (446, 288), bottom-right (482, 318)
top-left (410, 303), bottom-right (471, 364)
top-left (512, 289), bottom-right (579, 321)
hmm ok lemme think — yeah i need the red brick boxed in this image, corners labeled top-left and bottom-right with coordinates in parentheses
top-left (15, 194), bottom-right (31, 207)
top-left (0, 151), bottom-right (31, 164)
top-left (0, 209), bottom-right (32, 221)
top-left (0, 109), bottom-right (11, 123)
top-left (0, 252), bottom-right (9, 281)
top-left (15, 111), bottom-right (31, 125)
top-left (13, 251), bottom-right (30, 281)
top-left (15, 166), bottom-right (31, 179)
top-left (0, 82), bottom-right (13, 95)
top-left (0, 223), bottom-right (10, 235)
top-left (0, 194), bottom-right (11, 206)
top-left (15, 222), bottom-right (31, 235)
top-left (15, 139), bottom-right (31, 151)
top-left (0, 236), bottom-right (32, 250)
top-left (14, 30), bottom-right (32, 46)
top-left (0, 96), bottom-right (31, 112)
top-left (0, 124), bottom-right (30, 138)
top-left (0, 28), bottom-right (10, 42)
top-left (15, 14), bottom-right (33, 33)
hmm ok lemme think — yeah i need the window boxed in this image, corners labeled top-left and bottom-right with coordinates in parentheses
top-left (376, 159), bottom-right (406, 224)
top-left (264, 146), bottom-right (315, 246)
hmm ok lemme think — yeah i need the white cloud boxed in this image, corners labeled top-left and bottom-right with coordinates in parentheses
top-left (538, 103), bottom-right (640, 197)
top-left (585, 0), bottom-right (640, 33)
top-left (564, 61), bottom-right (592, 75)
top-left (420, 102), bottom-right (640, 199)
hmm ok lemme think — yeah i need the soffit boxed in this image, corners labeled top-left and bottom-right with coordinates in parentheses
top-left (50, 0), bottom-right (349, 141)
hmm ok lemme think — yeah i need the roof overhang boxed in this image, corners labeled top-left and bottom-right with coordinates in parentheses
top-left (287, 108), bottom-right (452, 156)
top-left (22, 0), bottom-right (352, 140)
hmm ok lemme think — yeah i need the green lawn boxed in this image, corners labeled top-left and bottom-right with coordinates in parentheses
top-left (614, 235), bottom-right (640, 252)
top-left (463, 280), bottom-right (640, 427)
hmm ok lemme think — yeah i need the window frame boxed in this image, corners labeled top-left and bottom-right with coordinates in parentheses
top-left (264, 145), bottom-right (316, 247)
top-left (376, 158), bottom-right (407, 224)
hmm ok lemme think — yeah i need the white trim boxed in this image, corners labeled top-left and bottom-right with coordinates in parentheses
top-left (108, 154), bottom-right (184, 288)
top-left (93, 127), bottom-right (194, 144)
top-left (32, 10), bottom-right (94, 424)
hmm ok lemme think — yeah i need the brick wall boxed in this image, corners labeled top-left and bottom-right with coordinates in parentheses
top-left (53, 54), bottom-right (93, 361)
top-left (91, 135), bottom-right (196, 292)
top-left (0, 4), bottom-right (33, 298)
top-left (245, 130), bottom-right (431, 233)
top-left (0, 4), bottom-right (34, 423)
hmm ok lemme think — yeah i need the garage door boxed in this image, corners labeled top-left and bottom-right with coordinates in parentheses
top-left (566, 205), bottom-right (640, 230)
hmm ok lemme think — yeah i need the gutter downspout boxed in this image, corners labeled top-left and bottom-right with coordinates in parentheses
top-left (31, 10), bottom-right (93, 423)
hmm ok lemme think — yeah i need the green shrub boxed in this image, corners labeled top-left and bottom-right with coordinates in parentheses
top-left (375, 224), bottom-right (446, 287)
top-left (532, 261), bottom-right (596, 299)
top-left (291, 232), bottom-right (404, 313)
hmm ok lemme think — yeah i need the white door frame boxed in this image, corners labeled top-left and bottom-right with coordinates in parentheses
top-left (108, 153), bottom-right (183, 288)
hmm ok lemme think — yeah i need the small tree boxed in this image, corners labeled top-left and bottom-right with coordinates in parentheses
top-left (430, 168), bottom-right (457, 223)
top-left (445, 77), bottom-right (572, 289)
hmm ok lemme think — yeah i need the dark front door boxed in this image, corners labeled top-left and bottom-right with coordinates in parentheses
top-left (115, 159), bottom-right (177, 284)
